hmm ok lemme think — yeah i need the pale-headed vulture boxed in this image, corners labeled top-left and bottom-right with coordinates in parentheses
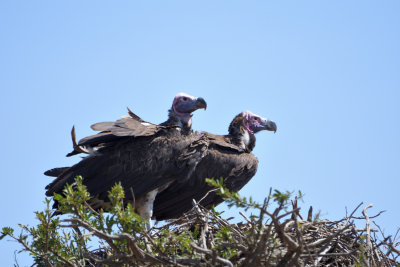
top-left (45, 93), bottom-right (207, 225)
top-left (153, 111), bottom-right (276, 220)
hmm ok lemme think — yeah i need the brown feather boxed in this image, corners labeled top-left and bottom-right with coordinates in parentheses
top-left (66, 126), bottom-right (92, 157)
top-left (126, 107), bottom-right (144, 122)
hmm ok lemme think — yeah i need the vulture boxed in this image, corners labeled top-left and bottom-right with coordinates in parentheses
top-left (45, 93), bottom-right (207, 225)
top-left (152, 111), bottom-right (277, 220)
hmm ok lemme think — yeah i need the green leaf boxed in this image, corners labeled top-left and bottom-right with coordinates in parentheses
top-left (0, 227), bottom-right (14, 240)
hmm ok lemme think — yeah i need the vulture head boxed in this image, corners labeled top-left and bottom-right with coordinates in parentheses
top-left (242, 111), bottom-right (277, 134)
top-left (229, 111), bottom-right (277, 152)
top-left (167, 92), bottom-right (207, 133)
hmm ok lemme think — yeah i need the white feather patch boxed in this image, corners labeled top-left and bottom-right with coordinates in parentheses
top-left (80, 146), bottom-right (100, 157)
top-left (176, 120), bottom-right (183, 128)
top-left (241, 130), bottom-right (250, 149)
top-left (136, 189), bottom-right (159, 221)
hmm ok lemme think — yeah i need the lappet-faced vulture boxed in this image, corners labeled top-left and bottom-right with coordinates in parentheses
top-left (153, 111), bottom-right (276, 220)
top-left (45, 93), bottom-right (207, 225)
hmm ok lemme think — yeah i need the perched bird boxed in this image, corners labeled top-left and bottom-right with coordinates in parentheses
top-left (45, 93), bottom-right (207, 226)
top-left (152, 111), bottom-right (276, 220)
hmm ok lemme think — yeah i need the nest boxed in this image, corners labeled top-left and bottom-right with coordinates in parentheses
top-left (146, 201), bottom-right (400, 266)
top-left (72, 195), bottom-right (400, 266)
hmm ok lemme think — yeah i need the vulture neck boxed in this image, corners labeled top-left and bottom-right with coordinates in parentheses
top-left (228, 114), bottom-right (256, 152)
top-left (161, 108), bottom-right (192, 135)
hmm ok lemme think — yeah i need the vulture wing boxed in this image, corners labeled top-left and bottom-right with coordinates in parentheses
top-left (153, 132), bottom-right (258, 220)
top-left (66, 108), bottom-right (173, 157)
top-left (89, 107), bottom-right (164, 138)
top-left (205, 133), bottom-right (245, 152)
top-left (46, 130), bottom-right (208, 212)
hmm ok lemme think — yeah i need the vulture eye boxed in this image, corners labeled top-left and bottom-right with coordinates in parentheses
top-left (182, 97), bottom-right (188, 101)
top-left (254, 117), bottom-right (258, 121)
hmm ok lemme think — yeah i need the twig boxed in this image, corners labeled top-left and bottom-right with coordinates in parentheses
top-left (363, 204), bottom-right (373, 267)
top-left (191, 243), bottom-right (233, 267)
top-left (239, 211), bottom-right (252, 223)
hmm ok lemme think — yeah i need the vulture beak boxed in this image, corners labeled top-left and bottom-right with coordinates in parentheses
top-left (195, 97), bottom-right (207, 110)
top-left (174, 95), bottom-right (207, 115)
top-left (262, 119), bottom-right (277, 133)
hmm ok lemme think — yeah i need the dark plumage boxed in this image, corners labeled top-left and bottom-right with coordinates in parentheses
top-left (45, 93), bottom-right (207, 224)
top-left (153, 111), bottom-right (276, 220)
top-left (46, 130), bottom-right (207, 207)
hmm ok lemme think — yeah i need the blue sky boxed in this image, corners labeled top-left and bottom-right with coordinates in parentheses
top-left (1, 1), bottom-right (399, 265)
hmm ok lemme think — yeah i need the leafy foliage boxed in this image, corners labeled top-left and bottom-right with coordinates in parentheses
top-left (1, 176), bottom-right (399, 266)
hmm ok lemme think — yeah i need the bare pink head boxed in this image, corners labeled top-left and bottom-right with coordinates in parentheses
top-left (172, 93), bottom-right (207, 123)
top-left (242, 111), bottom-right (277, 134)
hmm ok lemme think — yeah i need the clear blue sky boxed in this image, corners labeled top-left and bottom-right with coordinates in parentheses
top-left (1, 1), bottom-right (399, 265)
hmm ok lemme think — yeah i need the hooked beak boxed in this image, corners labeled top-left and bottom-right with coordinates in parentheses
top-left (177, 96), bottom-right (208, 114)
top-left (195, 97), bottom-right (207, 110)
top-left (262, 119), bottom-right (277, 133)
